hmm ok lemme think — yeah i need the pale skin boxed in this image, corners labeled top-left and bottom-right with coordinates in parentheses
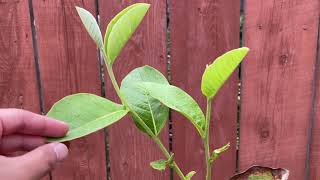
top-left (0, 109), bottom-right (69, 180)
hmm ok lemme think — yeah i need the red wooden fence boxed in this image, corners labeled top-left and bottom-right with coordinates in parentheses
top-left (0, 0), bottom-right (319, 180)
top-left (170, 1), bottom-right (240, 179)
top-left (100, 1), bottom-right (168, 179)
top-left (240, 1), bottom-right (320, 180)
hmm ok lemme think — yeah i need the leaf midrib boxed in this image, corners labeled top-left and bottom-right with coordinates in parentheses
top-left (137, 70), bottom-right (158, 135)
top-left (146, 95), bottom-right (158, 135)
top-left (69, 109), bottom-right (127, 133)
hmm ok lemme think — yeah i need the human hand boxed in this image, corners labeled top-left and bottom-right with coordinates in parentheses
top-left (0, 108), bottom-right (69, 180)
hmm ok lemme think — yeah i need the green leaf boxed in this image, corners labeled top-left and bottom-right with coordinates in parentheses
top-left (230, 166), bottom-right (289, 180)
top-left (139, 82), bottom-right (206, 138)
top-left (201, 47), bottom-right (249, 98)
top-left (150, 159), bottom-right (167, 171)
top-left (47, 93), bottom-right (128, 142)
top-left (104, 3), bottom-right (150, 64)
top-left (76, 7), bottom-right (103, 48)
top-left (248, 171), bottom-right (273, 180)
top-left (186, 171), bottom-right (196, 180)
top-left (210, 142), bottom-right (230, 162)
top-left (104, 4), bottom-right (138, 52)
top-left (120, 66), bottom-right (169, 136)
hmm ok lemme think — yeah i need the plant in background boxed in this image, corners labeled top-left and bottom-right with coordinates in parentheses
top-left (47, 3), bottom-right (249, 180)
top-left (230, 166), bottom-right (289, 180)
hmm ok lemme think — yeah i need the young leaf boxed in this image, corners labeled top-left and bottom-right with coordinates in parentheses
top-left (150, 159), bottom-right (167, 171)
top-left (47, 93), bottom-right (128, 142)
top-left (104, 3), bottom-right (150, 64)
top-left (201, 47), bottom-right (249, 98)
top-left (76, 7), bottom-right (103, 48)
top-left (186, 171), bottom-right (196, 180)
top-left (210, 142), bottom-right (230, 162)
top-left (120, 66), bottom-right (169, 136)
top-left (139, 82), bottom-right (206, 138)
top-left (104, 4), bottom-right (139, 52)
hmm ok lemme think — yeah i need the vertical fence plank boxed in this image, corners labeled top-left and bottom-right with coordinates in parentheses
top-left (310, 58), bottom-right (320, 179)
top-left (0, 1), bottom-right (48, 179)
top-left (240, 0), bottom-right (319, 179)
top-left (170, 0), bottom-right (240, 179)
top-left (99, 1), bottom-right (169, 179)
top-left (0, 0), bottom-right (39, 110)
top-left (310, 15), bottom-right (320, 179)
top-left (32, 0), bottom-right (107, 179)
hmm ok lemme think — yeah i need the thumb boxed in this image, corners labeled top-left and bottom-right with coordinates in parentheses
top-left (17, 143), bottom-right (68, 180)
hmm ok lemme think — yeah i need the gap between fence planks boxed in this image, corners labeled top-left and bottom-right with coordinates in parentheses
top-left (170, 0), bottom-right (240, 179)
top-left (309, 7), bottom-right (320, 179)
top-left (31, 0), bottom-right (107, 179)
top-left (0, 0), bottom-right (40, 111)
top-left (240, 0), bottom-right (320, 179)
top-left (99, 0), bottom-right (169, 179)
top-left (0, 0), bottom-right (49, 179)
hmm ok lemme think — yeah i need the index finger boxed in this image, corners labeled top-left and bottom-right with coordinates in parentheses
top-left (0, 109), bottom-right (69, 138)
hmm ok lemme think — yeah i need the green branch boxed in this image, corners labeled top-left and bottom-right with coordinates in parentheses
top-left (104, 52), bottom-right (186, 180)
top-left (204, 98), bottom-right (212, 180)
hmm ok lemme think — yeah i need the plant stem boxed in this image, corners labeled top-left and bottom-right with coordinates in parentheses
top-left (104, 58), bottom-right (186, 179)
top-left (204, 98), bottom-right (212, 180)
top-left (105, 63), bottom-right (126, 105)
top-left (152, 136), bottom-right (186, 180)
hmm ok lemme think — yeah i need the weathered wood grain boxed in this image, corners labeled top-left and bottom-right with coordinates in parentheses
top-left (0, 0), bottom-right (39, 111)
top-left (240, 0), bottom-right (319, 179)
top-left (99, 0), bottom-right (169, 179)
top-left (32, 0), bottom-right (106, 179)
top-left (0, 1), bottom-right (49, 179)
top-left (170, 0), bottom-right (240, 179)
top-left (309, 8), bottom-right (320, 179)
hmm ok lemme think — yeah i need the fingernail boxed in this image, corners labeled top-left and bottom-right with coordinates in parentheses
top-left (52, 143), bottom-right (69, 161)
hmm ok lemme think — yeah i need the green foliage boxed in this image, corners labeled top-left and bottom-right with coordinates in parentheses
top-left (47, 93), bottom-right (128, 142)
top-left (48, 3), bottom-right (252, 180)
top-left (210, 142), bottom-right (230, 162)
top-left (150, 153), bottom-right (174, 171)
top-left (104, 3), bottom-right (150, 64)
top-left (150, 159), bottom-right (167, 171)
top-left (248, 171), bottom-right (273, 180)
top-left (186, 171), bottom-right (196, 180)
top-left (139, 82), bottom-right (206, 138)
top-left (120, 66), bottom-right (169, 136)
top-left (201, 47), bottom-right (249, 98)
top-left (76, 7), bottom-right (103, 48)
